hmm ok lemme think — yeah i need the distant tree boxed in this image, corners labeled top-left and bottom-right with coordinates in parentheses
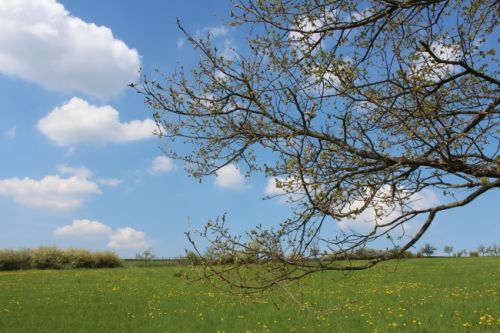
top-left (478, 245), bottom-right (487, 256)
top-left (420, 243), bottom-right (437, 257)
top-left (138, 0), bottom-right (500, 290)
top-left (136, 247), bottom-right (156, 267)
top-left (309, 244), bottom-right (320, 260)
top-left (443, 245), bottom-right (453, 257)
top-left (493, 244), bottom-right (499, 256)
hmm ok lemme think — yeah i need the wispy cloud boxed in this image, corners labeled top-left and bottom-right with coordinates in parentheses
top-left (4, 126), bottom-right (16, 140)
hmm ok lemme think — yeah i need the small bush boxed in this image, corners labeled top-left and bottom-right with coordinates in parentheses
top-left (186, 251), bottom-right (202, 266)
top-left (0, 249), bottom-right (19, 270)
top-left (66, 248), bottom-right (95, 268)
top-left (32, 246), bottom-right (67, 269)
top-left (416, 252), bottom-right (423, 258)
top-left (93, 252), bottom-right (123, 268)
top-left (469, 251), bottom-right (479, 257)
top-left (403, 251), bottom-right (414, 259)
top-left (0, 248), bottom-right (34, 270)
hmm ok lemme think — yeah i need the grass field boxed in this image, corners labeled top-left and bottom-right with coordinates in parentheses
top-left (0, 257), bottom-right (498, 332)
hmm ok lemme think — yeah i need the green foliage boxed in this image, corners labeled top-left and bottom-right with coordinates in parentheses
top-left (469, 251), bottom-right (480, 257)
top-left (92, 252), bottom-right (123, 268)
top-left (31, 246), bottom-right (68, 269)
top-left (186, 250), bottom-right (202, 266)
top-left (66, 248), bottom-right (95, 268)
top-left (0, 248), bottom-right (33, 270)
top-left (403, 251), bottom-right (414, 259)
top-left (0, 247), bottom-right (122, 270)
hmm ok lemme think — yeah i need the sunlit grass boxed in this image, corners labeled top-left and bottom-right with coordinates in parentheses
top-left (0, 257), bottom-right (498, 332)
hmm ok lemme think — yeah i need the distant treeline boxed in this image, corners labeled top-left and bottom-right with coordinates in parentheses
top-left (0, 247), bottom-right (122, 271)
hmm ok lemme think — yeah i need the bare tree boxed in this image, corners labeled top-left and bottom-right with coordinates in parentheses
top-left (136, 247), bottom-right (156, 267)
top-left (478, 244), bottom-right (487, 256)
top-left (137, 0), bottom-right (499, 292)
top-left (421, 243), bottom-right (437, 257)
top-left (443, 245), bottom-right (453, 257)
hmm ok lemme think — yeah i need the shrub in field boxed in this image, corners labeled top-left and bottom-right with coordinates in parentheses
top-left (0, 249), bottom-right (18, 270)
top-left (403, 251), bottom-right (414, 259)
top-left (92, 251), bottom-right (122, 268)
top-left (186, 251), bottom-right (202, 266)
top-left (0, 248), bottom-right (33, 270)
top-left (13, 248), bottom-right (33, 269)
top-left (32, 246), bottom-right (68, 269)
top-left (469, 251), bottom-right (479, 257)
top-left (66, 248), bottom-right (96, 268)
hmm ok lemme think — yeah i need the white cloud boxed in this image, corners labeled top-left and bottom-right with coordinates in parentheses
top-left (55, 220), bottom-right (149, 250)
top-left (0, 0), bottom-right (140, 98)
top-left (150, 156), bottom-right (175, 174)
top-left (337, 187), bottom-right (439, 234)
top-left (289, 17), bottom-right (323, 48)
top-left (412, 41), bottom-right (460, 81)
top-left (264, 176), bottom-right (304, 203)
top-left (264, 177), bottom-right (287, 196)
top-left (4, 126), bottom-right (16, 140)
top-left (215, 164), bottom-right (247, 190)
top-left (54, 219), bottom-right (112, 237)
top-left (37, 97), bottom-right (155, 146)
top-left (97, 178), bottom-right (122, 187)
top-left (57, 164), bottom-right (92, 179)
top-left (206, 25), bottom-right (229, 38)
top-left (108, 227), bottom-right (149, 249)
top-left (0, 174), bottom-right (101, 210)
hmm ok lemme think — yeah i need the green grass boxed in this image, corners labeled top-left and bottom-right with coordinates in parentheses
top-left (0, 257), bottom-right (498, 332)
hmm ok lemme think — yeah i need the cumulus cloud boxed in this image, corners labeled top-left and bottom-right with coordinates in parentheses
top-left (0, 0), bottom-right (141, 98)
top-left (337, 187), bottom-right (439, 234)
top-left (264, 177), bottom-right (287, 196)
top-left (37, 97), bottom-right (155, 146)
top-left (55, 220), bottom-right (149, 249)
top-left (412, 41), bottom-right (460, 81)
top-left (150, 156), bottom-right (175, 174)
top-left (214, 164), bottom-right (247, 190)
top-left (0, 174), bottom-right (101, 210)
top-left (108, 227), bottom-right (150, 249)
top-left (54, 219), bottom-right (112, 237)
top-left (264, 176), bottom-right (304, 203)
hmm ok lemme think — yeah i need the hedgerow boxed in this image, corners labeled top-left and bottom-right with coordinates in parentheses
top-left (0, 247), bottom-right (122, 270)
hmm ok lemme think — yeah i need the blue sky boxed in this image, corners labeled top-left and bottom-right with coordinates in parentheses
top-left (0, 0), bottom-right (498, 258)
